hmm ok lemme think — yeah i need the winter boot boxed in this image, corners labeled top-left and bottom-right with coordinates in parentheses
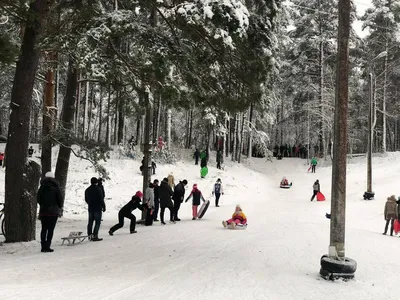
top-left (41, 241), bottom-right (46, 252)
top-left (45, 241), bottom-right (54, 252)
top-left (91, 236), bottom-right (103, 242)
top-left (130, 230), bottom-right (137, 234)
top-left (161, 222), bottom-right (166, 225)
top-left (108, 230), bottom-right (113, 236)
top-left (222, 221), bottom-right (227, 228)
top-left (169, 220), bottom-right (176, 224)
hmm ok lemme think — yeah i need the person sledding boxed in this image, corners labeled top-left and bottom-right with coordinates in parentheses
top-left (109, 191), bottom-right (144, 235)
top-left (280, 176), bottom-right (291, 188)
top-left (185, 184), bottom-right (206, 220)
top-left (222, 204), bottom-right (247, 228)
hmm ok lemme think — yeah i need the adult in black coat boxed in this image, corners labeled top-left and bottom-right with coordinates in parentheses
top-left (37, 172), bottom-right (62, 253)
top-left (153, 179), bottom-right (160, 221)
top-left (109, 191), bottom-right (144, 234)
top-left (98, 178), bottom-right (105, 200)
top-left (193, 149), bottom-right (200, 165)
top-left (159, 178), bottom-right (174, 225)
top-left (172, 179), bottom-right (188, 221)
top-left (85, 177), bottom-right (106, 241)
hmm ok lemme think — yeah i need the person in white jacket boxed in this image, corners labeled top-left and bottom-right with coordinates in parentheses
top-left (144, 182), bottom-right (155, 226)
top-left (212, 178), bottom-right (224, 207)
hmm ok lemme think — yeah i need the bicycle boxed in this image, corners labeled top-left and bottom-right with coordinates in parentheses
top-left (0, 202), bottom-right (5, 236)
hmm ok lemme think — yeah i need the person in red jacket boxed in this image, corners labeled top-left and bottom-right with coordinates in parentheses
top-left (185, 184), bottom-right (205, 220)
top-left (0, 152), bottom-right (4, 167)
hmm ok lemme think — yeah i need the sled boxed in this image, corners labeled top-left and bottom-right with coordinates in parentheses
top-left (61, 232), bottom-right (88, 246)
top-left (395, 220), bottom-right (400, 235)
top-left (280, 182), bottom-right (292, 189)
top-left (200, 167), bottom-right (208, 178)
top-left (227, 223), bottom-right (247, 230)
top-left (198, 200), bottom-right (210, 219)
top-left (317, 192), bottom-right (326, 201)
top-left (307, 166), bottom-right (311, 172)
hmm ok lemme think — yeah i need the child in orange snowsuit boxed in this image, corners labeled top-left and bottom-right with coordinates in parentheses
top-left (222, 205), bottom-right (247, 228)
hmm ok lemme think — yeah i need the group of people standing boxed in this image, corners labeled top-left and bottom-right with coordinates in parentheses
top-left (383, 195), bottom-right (400, 236)
top-left (36, 170), bottom-right (226, 252)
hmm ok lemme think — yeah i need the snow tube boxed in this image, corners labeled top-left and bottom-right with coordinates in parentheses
top-left (200, 167), bottom-right (208, 178)
top-left (395, 220), bottom-right (400, 235)
top-left (317, 192), bottom-right (326, 201)
top-left (280, 182), bottom-right (292, 189)
top-left (197, 200), bottom-right (210, 219)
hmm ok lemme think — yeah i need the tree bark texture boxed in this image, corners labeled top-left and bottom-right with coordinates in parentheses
top-left (4, 0), bottom-right (50, 242)
top-left (55, 60), bottom-right (78, 208)
top-left (330, 0), bottom-right (350, 258)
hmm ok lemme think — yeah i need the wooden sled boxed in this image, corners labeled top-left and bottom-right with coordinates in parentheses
top-left (61, 231), bottom-right (89, 246)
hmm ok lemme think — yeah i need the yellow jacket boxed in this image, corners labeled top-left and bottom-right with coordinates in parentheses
top-left (232, 211), bottom-right (247, 222)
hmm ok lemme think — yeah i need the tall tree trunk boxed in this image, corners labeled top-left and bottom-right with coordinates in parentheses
top-left (55, 60), bottom-right (78, 211)
top-left (226, 115), bottom-right (230, 157)
top-left (382, 40), bottom-right (389, 152)
top-left (74, 74), bottom-right (81, 135)
top-left (98, 85), bottom-right (103, 143)
top-left (114, 96), bottom-right (119, 145)
top-left (247, 104), bottom-right (253, 156)
top-left (106, 85), bottom-right (111, 146)
top-left (4, 0), bottom-right (50, 242)
top-left (83, 81), bottom-right (89, 139)
top-left (41, 52), bottom-right (56, 176)
top-left (167, 108), bottom-right (172, 149)
top-left (117, 96), bottom-right (124, 144)
top-left (156, 94), bottom-right (161, 140)
top-left (188, 109), bottom-right (193, 148)
top-left (86, 84), bottom-right (94, 140)
top-left (232, 114), bottom-right (237, 161)
top-left (238, 112), bottom-right (245, 163)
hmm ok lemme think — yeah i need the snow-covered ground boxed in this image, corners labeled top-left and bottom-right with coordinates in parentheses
top-left (1, 149), bottom-right (400, 300)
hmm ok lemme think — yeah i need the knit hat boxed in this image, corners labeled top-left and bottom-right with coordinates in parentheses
top-left (388, 195), bottom-right (396, 201)
top-left (235, 204), bottom-right (242, 211)
top-left (182, 179), bottom-right (188, 185)
top-left (217, 178), bottom-right (221, 183)
top-left (135, 191), bottom-right (143, 199)
top-left (45, 172), bottom-right (55, 178)
top-left (90, 177), bottom-right (98, 185)
top-left (193, 183), bottom-right (198, 189)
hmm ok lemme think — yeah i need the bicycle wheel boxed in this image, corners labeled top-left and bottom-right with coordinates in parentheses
top-left (1, 217), bottom-right (5, 236)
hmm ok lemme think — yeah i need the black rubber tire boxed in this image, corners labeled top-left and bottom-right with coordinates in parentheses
top-left (320, 255), bottom-right (357, 274)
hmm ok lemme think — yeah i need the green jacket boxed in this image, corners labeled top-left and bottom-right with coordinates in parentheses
top-left (311, 158), bottom-right (317, 165)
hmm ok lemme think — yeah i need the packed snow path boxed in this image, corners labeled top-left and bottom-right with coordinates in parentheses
top-left (2, 152), bottom-right (400, 299)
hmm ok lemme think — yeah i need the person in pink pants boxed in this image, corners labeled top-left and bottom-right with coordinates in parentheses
top-left (185, 184), bottom-right (205, 220)
top-left (223, 205), bottom-right (247, 228)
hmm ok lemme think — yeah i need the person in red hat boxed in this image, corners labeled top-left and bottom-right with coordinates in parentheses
top-left (109, 191), bottom-right (144, 235)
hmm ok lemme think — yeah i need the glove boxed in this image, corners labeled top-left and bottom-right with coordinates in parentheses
top-left (102, 207), bottom-right (106, 212)
top-left (222, 192), bottom-right (224, 195)
top-left (59, 208), bottom-right (64, 217)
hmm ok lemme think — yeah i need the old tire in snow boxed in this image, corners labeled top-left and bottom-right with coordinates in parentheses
top-left (320, 255), bottom-right (357, 274)
top-left (319, 268), bottom-right (355, 281)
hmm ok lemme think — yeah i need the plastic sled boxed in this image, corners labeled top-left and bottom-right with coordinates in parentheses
top-left (227, 223), bottom-right (247, 230)
top-left (198, 200), bottom-right (210, 219)
top-left (395, 220), bottom-right (400, 235)
top-left (317, 192), bottom-right (326, 201)
top-left (280, 182), bottom-right (292, 189)
top-left (200, 167), bottom-right (208, 178)
top-left (307, 166), bottom-right (311, 172)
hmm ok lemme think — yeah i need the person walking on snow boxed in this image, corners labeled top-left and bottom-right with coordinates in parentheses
top-left (85, 177), bottom-right (106, 241)
top-left (310, 179), bottom-right (320, 201)
top-left (185, 184), bottom-right (206, 220)
top-left (153, 179), bottom-right (160, 221)
top-left (109, 191), bottom-right (144, 235)
top-left (159, 178), bottom-right (175, 225)
top-left (172, 179), bottom-right (188, 221)
top-left (194, 148), bottom-right (200, 165)
top-left (144, 183), bottom-right (155, 226)
top-left (37, 172), bottom-right (62, 252)
top-left (311, 157), bottom-right (318, 173)
top-left (222, 205), bottom-right (247, 228)
top-left (383, 195), bottom-right (397, 236)
top-left (212, 178), bottom-right (224, 207)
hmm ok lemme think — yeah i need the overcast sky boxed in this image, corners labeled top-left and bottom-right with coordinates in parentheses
top-left (354, 0), bottom-right (372, 37)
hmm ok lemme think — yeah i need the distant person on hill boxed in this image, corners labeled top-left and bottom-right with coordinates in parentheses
top-left (383, 195), bottom-right (397, 236)
top-left (37, 172), bottom-right (62, 253)
top-left (0, 152), bottom-right (4, 167)
top-left (185, 184), bottom-right (206, 220)
top-left (28, 146), bottom-right (34, 157)
top-left (310, 180), bottom-right (320, 201)
top-left (159, 178), bottom-right (175, 225)
top-left (85, 177), bottom-right (106, 241)
top-left (172, 179), bottom-right (188, 221)
top-left (194, 148), bottom-right (200, 165)
top-left (212, 178), bottom-right (224, 207)
top-left (216, 150), bottom-right (222, 169)
top-left (311, 157), bottom-right (318, 173)
top-left (109, 191), bottom-right (144, 235)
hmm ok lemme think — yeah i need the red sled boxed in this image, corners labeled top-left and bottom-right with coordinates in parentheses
top-left (317, 192), bottom-right (326, 201)
top-left (307, 166), bottom-right (311, 172)
top-left (394, 220), bottom-right (400, 235)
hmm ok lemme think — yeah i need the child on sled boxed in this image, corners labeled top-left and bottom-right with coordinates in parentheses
top-left (280, 177), bottom-right (289, 186)
top-left (222, 204), bottom-right (247, 228)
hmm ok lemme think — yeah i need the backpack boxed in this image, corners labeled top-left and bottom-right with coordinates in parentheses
top-left (215, 183), bottom-right (221, 194)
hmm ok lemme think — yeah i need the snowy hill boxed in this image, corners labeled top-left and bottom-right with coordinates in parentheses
top-left (1, 151), bottom-right (400, 299)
